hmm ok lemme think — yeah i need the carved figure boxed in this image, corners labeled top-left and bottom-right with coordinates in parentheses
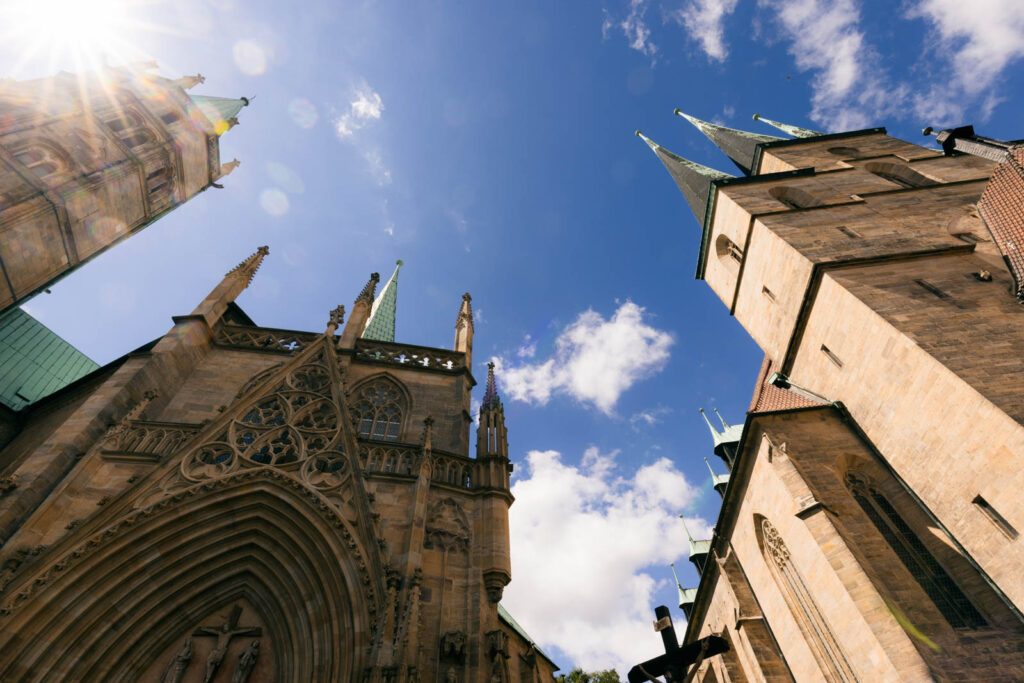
top-left (160, 638), bottom-right (192, 683)
top-left (194, 605), bottom-right (262, 683)
top-left (231, 640), bottom-right (260, 683)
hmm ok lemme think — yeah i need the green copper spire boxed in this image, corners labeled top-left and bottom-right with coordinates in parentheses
top-left (362, 260), bottom-right (403, 342)
top-left (752, 113), bottom-right (822, 139)
top-left (635, 130), bottom-right (733, 225)
top-left (189, 95), bottom-right (251, 136)
top-left (674, 109), bottom-right (780, 175)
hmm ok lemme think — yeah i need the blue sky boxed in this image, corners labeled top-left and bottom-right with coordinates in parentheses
top-left (5, 0), bottom-right (1024, 673)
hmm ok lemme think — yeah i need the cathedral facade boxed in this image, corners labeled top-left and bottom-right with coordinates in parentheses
top-left (0, 67), bottom-right (556, 682)
top-left (639, 115), bottom-right (1024, 681)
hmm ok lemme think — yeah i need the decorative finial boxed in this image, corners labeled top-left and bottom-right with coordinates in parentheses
top-left (356, 272), bottom-right (381, 303)
top-left (326, 304), bottom-right (345, 334)
top-left (226, 245), bottom-right (270, 284)
top-left (455, 292), bottom-right (474, 330)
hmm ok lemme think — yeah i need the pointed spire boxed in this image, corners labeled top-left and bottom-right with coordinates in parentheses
top-left (705, 457), bottom-right (730, 499)
top-left (483, 361), bottom-right (500, 408)
top-left (190, 94), bottom-right (251, 136)
top-left (340, 271), bottom-right (380, 349)
top-left (362, 260), bottom-right (402, 342)
top-left (356, 272), bottom-right (381, 303)
top-left (712, 407), bottom-right (730, 430)
top-left (700, 407), bottom-right (743, 470)
top-left (752, 113), bottom-right (822, 139)
top-left (636, 130), bottom-right (733, 225)
top-left (680, 514), bottom-right (712, 575)
top-left (674, 109), bottom-right (780, 175)
top-left (699, 408), bottom-right (722, 441)
top-left (218, 159), bottom-right (240, 179)
top-left (192, 245), bottom-right (269, 326)
top-left (670, 563), bottom-right (687, 607)
top-left (225, 245), bottom-right (269, 286)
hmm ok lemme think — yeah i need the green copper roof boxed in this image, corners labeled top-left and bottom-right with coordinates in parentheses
top-left (362, 260), bottom-right (402, 342)
top-left (752, 113), bottom-right (822, 139)
top-left (635, 130), bottom-right (732, 225)
top-left (498, 603), bottom-right (557, 668)
top-left (675, 109), bottom-right (781, 175)
top-left (189, 95), bottom-right (249, 135)
top-left (0, 308), bottom-right (98, 411)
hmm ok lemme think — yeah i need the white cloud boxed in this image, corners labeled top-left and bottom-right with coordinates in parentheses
top-left (516, 334), bottom-right (537, 359)
top-left (503, 448), bottom-right (709, 673)
top-left (334, 83), bottom-right (384, 138)
top-left (495, 301), bottom-right (673, 415)
top-left (630, 405), bottom-right (672, 430)
top-left (759, 0), bottom-right (903, 130)
top-left (605, 0), bottom-right (659, 60)
top-left (907, 0), bottom-right (1024, 123)
top-left (669, 0), bottom-right (739, 62)
top-left (362, 148), bottom-right (392, 186)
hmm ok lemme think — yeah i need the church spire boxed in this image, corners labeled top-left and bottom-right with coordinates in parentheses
top-left (340, 271), bottom-right (380, 348)
top-left (190, 94), bottom-right (251, 136)
top-left (674, 109), bottom-right (780, 175)
top-left (191, 245), bottom-right (268, 326)
top-left (699, 408), bottom-right (743, 470)
top-left (362, 260), bottom-right (402, 342)
top-left (635, 130), bottom-right (733, 226)
top-left (752, 113), bottom-right (822, 139)
top-left (477, 362), bottom-right (508, 459)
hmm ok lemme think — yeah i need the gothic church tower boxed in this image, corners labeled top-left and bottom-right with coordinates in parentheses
top-left (0, 64), bottom-right (246, 312)
top-left (640, 114), bottom-right (1024, 680)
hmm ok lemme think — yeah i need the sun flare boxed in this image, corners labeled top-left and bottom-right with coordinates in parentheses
top-left (1, 0), bottom-right (152, 75)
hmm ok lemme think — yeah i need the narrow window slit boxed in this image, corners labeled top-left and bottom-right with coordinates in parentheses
top-left (915, 279), bottom-right (951, 300)
top-left (821, 345), bottom-right (843, 368)
top-left (973, 495), bottom-right (1018, 540)
top-left (762, 286), bottom-right (776, 302)
top-left (836, 225), bottom-right (861, 239)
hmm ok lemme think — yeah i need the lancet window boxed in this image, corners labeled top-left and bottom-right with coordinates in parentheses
top-left (350, 377), bottom-right (406, 441)
top-left (845, 473), bottom-right (986, 629)
top-left (757, 516), bottom-right (856, 682)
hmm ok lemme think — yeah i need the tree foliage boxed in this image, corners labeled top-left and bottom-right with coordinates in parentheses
top-left (556, 667), bottom-right (621, 683)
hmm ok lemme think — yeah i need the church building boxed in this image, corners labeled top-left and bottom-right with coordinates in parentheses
top-left (639, 113), bottom-right (1024, 681)
top-left (0, 66), bottom-right (556, 682)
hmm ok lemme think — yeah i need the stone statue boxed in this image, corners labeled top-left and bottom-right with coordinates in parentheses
top-left (194, 606), bottom-right (261, 683)
top-left (231, 640), bottom-right (260, 683)
top-left (160, 638), bottom-right (192, 683)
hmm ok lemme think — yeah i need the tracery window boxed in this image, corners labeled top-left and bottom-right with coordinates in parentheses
top-left (351, 377), bottom-right (405, 441)
top-left (758, 516), bottom-right (856, 682)
top-left (846, 473), bottom-right (986, 629)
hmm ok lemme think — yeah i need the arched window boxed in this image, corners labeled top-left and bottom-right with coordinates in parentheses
top-left (846, 473), bottom-right (986, 629)
top-left (864, 161), bottom-right (935, 189)
top-left (122, 131), bottom-right (154, 149)
top-left (757, 516), bottom-right (856, 682)
top-left (769, 185), bottom-right (822, 210)
top-left (350, 377), bottom-right (406, 441)
top-left (715, 234), bottom-right (744, 264)
top-left (105, 110), bottom-right (142, 133)
top-left (13, 143), bottom-right (68, 180)
top-left (828, 146), bottom-right (860, 158)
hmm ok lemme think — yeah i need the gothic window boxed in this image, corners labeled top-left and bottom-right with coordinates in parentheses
top-left (864, 161), bottom-right (935, 189)
top-left (757, 516), bottom-right (856, 682)
top-left (106, 110), bottom-right (142, 133)
top-left (846, 473), bottom-right (986, 629)
top-left (350, 376), bottom-right (406, 441)
top-left (769, 185), bottom-right (823, 210)
top-left (122, 131), bottom-right (154, 149)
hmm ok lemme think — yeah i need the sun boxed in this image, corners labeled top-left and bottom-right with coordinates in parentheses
top-left (1, 0), bottom-right (152, 75)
